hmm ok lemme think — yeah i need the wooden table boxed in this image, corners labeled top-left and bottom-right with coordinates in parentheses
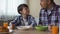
top-left (12, 29), bottom-right (51, 34)
top-left (0, 29), bottom-right (51, 34)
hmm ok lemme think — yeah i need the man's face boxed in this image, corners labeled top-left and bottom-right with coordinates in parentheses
top-left (40, 0), bottom-right (48, 9)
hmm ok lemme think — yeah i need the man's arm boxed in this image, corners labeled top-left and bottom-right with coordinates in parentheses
top-left (39, 10), bottom-right (43, 25)
top-left (58, 8), bottom-right (60, 26)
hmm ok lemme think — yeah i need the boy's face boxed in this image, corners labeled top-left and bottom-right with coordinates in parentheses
top-left (21, 7), bottom-right (30, 15)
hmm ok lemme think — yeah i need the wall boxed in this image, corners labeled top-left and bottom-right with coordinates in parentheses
top-left (29, 0), bottom-right (40, 18)
top-left (29, 0), bottom-right (60, 18)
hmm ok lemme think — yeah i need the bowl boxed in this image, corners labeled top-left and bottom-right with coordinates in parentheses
top-left (35, 26), bottom-right (48, 31)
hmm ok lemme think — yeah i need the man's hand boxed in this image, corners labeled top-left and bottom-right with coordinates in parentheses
top-left (48, 25), bottom-right (52, 31)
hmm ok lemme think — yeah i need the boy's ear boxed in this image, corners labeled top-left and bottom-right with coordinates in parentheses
top-left (20, 11), bottom-right (22, 14)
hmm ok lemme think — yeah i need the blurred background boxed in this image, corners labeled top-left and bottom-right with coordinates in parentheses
top-left (0, 0), bottom-right (60, 25)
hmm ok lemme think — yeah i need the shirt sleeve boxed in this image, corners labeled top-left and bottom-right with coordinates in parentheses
top-left (39, 10), bottom-right (43, 25)
top-left (30, 16), bottom-right (37, 27)
top-left (58, 8), bottom-right (60, 26)
top-left (9, 16), bottom-right (20, 26)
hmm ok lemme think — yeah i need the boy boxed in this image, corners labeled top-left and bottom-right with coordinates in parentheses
top-left (10, 4), bottom-right (37, 28)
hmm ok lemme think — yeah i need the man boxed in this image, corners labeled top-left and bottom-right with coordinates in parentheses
top-left (39, 0), bottom-right (60, 31)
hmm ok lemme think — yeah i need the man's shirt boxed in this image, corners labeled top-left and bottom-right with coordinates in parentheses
top-left (39, 4), bottom-right (60, 26)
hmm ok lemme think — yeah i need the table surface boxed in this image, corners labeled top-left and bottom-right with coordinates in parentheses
top-left (0, 29), bottom-right (51, 34)
top-left (13, 29), bottom-right (51, 34)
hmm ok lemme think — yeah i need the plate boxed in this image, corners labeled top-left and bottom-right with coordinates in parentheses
top-left (16, 26), bottom-right (32, 30)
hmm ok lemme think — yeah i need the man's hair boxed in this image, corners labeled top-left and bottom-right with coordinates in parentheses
top-left (50, 0), bottom-right (55, 4)
top-left (17, 4), bottom-right (29, 14)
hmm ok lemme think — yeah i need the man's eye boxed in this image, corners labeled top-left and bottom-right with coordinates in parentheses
top-left (25, 9), bottom-right (27, 10)
top-left (41, 0), bottom-right (47, 2)
top-left (41, 0), bottom-right (44, 2)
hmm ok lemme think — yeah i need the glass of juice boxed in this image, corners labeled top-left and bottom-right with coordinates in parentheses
top-left (3, 22), bottom-right (8, 29)
top-left (52, 25), bottom-right (59, 34)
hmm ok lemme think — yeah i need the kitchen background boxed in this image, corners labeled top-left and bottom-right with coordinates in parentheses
top-left (0, 0), bottom-right (60, 26)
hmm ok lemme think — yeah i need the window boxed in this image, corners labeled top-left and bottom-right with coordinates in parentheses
top-left (0, 0), bottom-right (28, 16)
top-left (0, 0), bottom-right (28, 21)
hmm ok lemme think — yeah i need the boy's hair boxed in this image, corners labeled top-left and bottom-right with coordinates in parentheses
top-left (17, 4), bottom-right (29, 14)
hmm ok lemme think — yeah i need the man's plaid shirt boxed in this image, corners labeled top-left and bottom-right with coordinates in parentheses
top-left (39, 4), bottom-right (60, 26)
